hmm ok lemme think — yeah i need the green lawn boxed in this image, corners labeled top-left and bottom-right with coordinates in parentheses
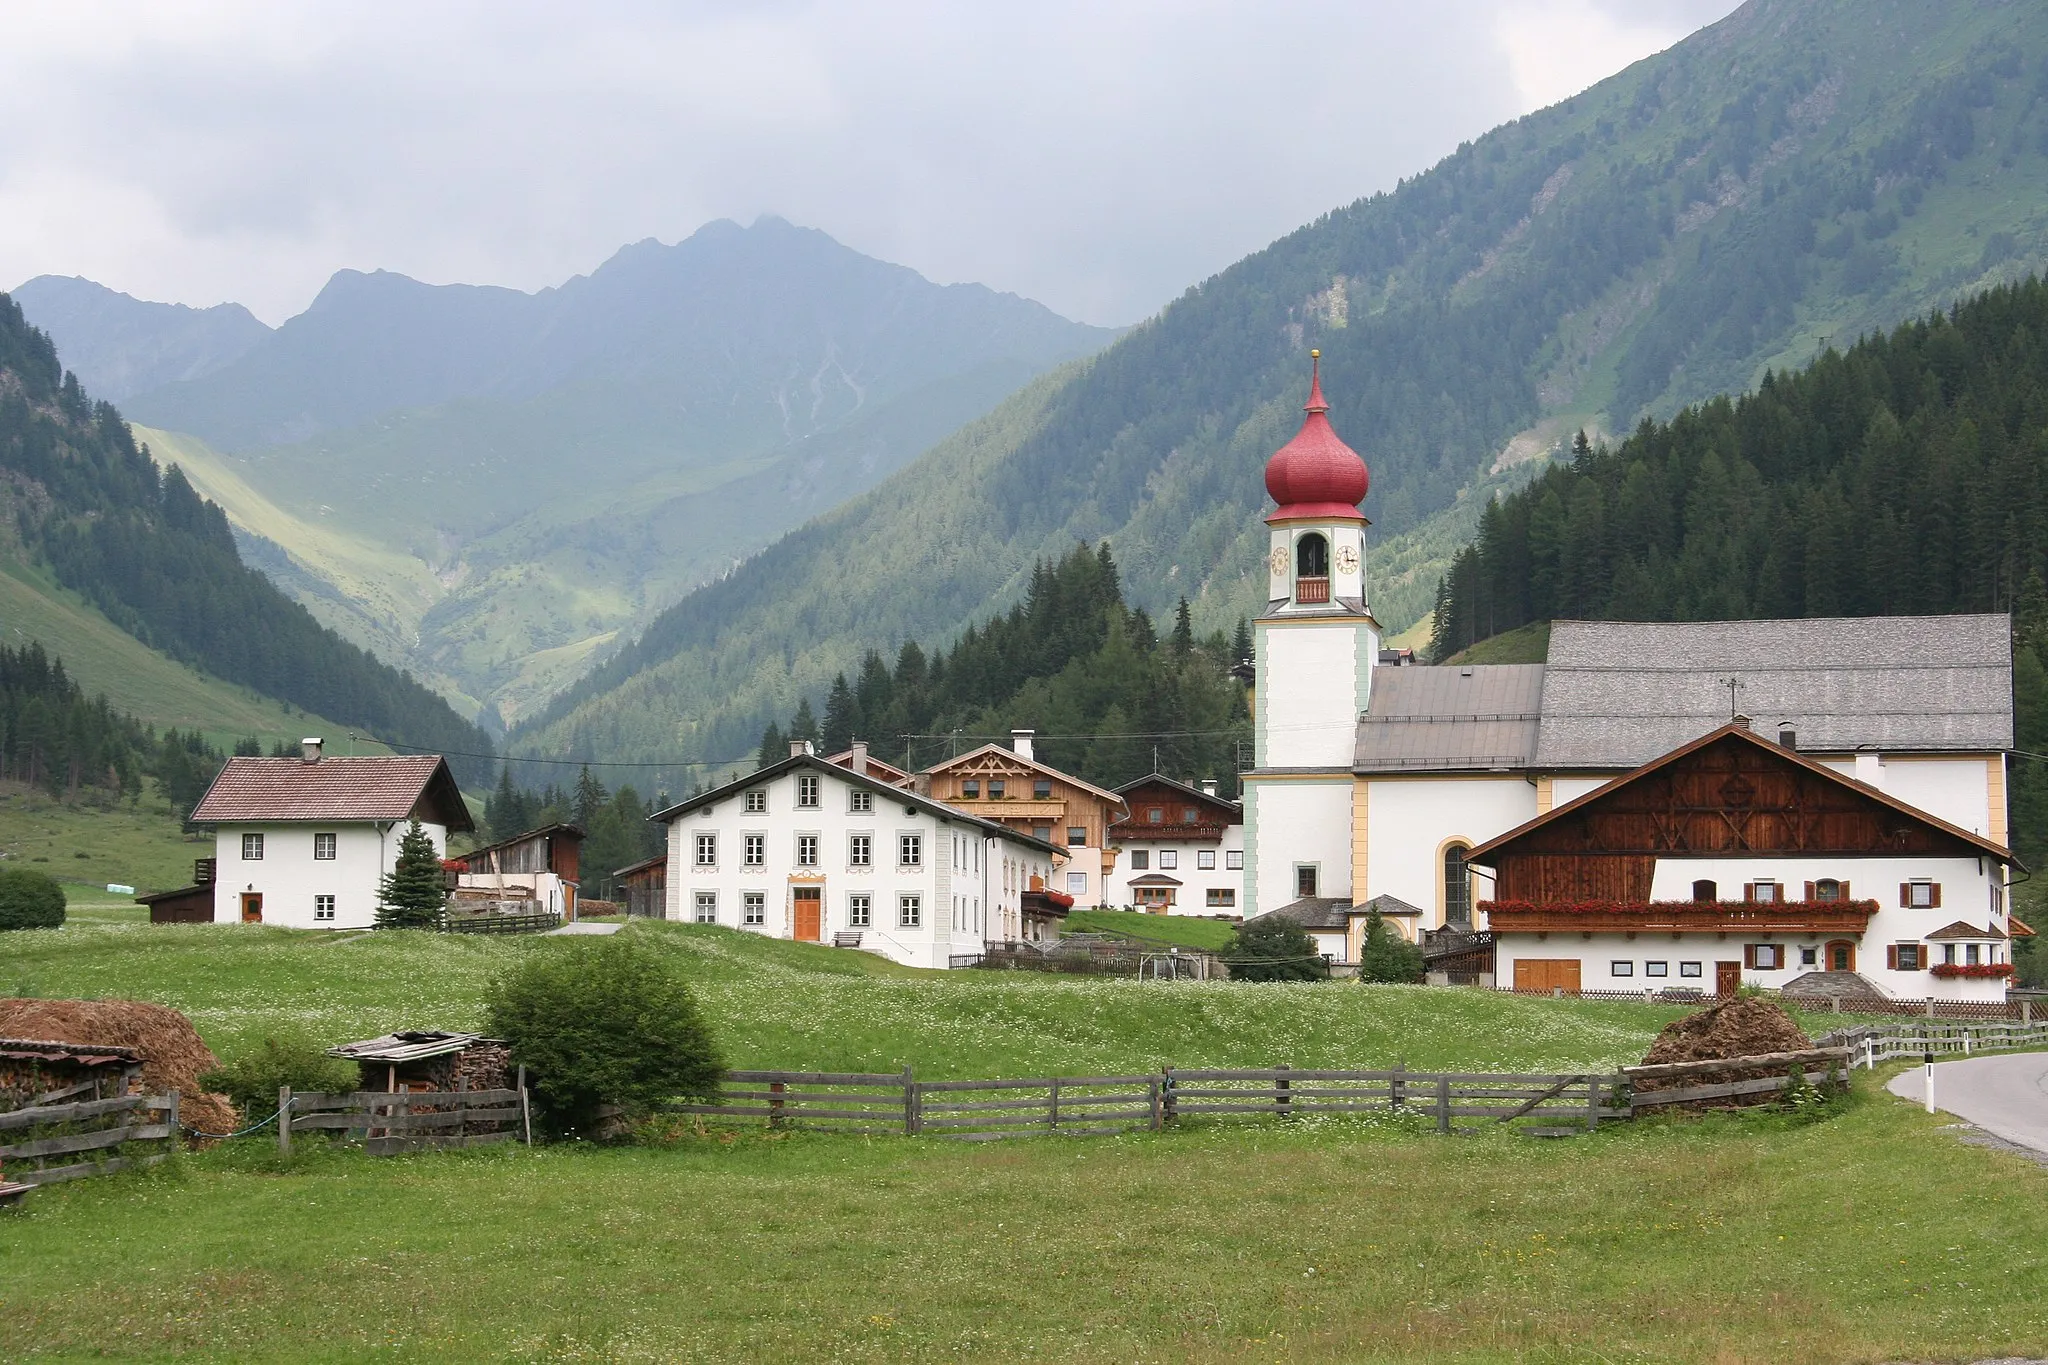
top-left (1065, 907), bottom-right (1238, 950)
top-left (0, 1082), bottom-right (2042, 1362)
top-left (0, 782), bottom-right (212, 897)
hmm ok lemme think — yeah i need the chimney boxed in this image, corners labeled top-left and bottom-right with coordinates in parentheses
top-left (1011, 729), bottom-right (1035, 762)
top-left (789, 739), bottom-right (815, 758)
top-left (300, 737), bottom-right (323, 764)
top-left (1778, 727), bottom-right (1797, 750)
top-left (1732, 713), bottom-right (1752, 731)
top-left (849, 739), bottom-right (869, 773)
top-left (1201, 779), bottom-right (1219, 798)
top-left (1854, 749), bottom-right (1884, 788)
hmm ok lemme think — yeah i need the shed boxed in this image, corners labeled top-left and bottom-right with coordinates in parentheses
top-left (455, 824), bottom-right (583, 920)
top-left (327, 1031), bottom-right (512, 1095)
top-left (136, 885), bottom-right (214, 925)
top-left (0, 1038), bottom-right (145, 1108)
top-left (615, 854), bottom-right (666, 919)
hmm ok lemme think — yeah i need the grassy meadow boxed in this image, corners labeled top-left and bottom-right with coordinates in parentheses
top-left (0, 785), bottom-right (213, 896)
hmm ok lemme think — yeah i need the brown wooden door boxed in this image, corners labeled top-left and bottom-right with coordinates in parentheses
top-left (1827, 939), bottom-right (1856, 972)
top-left (1513, 958), bottom-right (1581, 995)
top-left (240, 892), bottom-right (263, 923)
top-left (792, 887), bottom-right (822, 942)
top-left (1715, 961), bottom-right (1741, 997)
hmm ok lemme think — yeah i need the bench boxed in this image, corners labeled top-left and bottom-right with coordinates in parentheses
top-left (0, 1180), bottom-right (33, 1208)
top-left (833, 932), bottom-right (864, 949)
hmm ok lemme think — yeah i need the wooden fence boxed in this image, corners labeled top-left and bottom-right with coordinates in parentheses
top-left (437, 911), bottom-right (561, 936)
top-left (279, 1081), bottom-right (529, 1156)
top-left (1624, 1048), bottom-right (1851, 1111)
top-left (1816, 1019), bottom-right (2048, 1067)
top-left (0, 1092), bottom-right (179, 1186)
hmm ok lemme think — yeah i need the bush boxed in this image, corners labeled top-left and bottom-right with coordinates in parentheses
top-left (485, 933), bottom-right (725, 1136)
top-left (1357, 909), bottom-right (1425, 983)
top-left (199, 1036), bottom-right (359, 1115)
top-left (0, 867), bottom-right (65, 930)
top-left (1223, 914), bottom-right (1329, 982)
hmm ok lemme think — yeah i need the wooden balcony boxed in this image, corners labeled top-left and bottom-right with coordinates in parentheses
top-left (1480, 899), bottom-right (1877, 935)
top-left (1296, 576), bottom-right (1330, 604)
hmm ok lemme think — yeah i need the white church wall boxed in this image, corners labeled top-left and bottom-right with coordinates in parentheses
top-left (1550, 776), bottom-right (1609, 807)
top-left (1245, 778), bottom-right (1352, 913)
top-left (1258, 622), bottom-right (1372, 769)
top-left (1364, 778), bottom-right (1536, 929)
top-left (1813, 756), bottom-right (1998, 839)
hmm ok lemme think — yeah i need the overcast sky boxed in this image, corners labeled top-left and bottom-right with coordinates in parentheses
top-left (0, 1), bottom-right (1742, 328)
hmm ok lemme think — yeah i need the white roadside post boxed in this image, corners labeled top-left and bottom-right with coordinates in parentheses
top-left (1923, 1050), bottom-right (1936, 1115)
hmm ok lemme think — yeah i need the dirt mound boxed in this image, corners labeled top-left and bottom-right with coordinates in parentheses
top-left (0, 998), bottom-right (238, 1137)
top-left (1641, 995), bottom-right (1812, 1067)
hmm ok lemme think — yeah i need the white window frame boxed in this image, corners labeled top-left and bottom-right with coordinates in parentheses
top-left (313, 894), bottom-right (335, 921)
top-left (796, 834), bottom-right (819, 867)
top-left (744, 789), bottom-right (768, 814)
top-left (1066, 871), bottom-right (1087, 896)
top-left (241, 832), bottom-right (264, 861)
top-left (848, 894), bottom-right (871, 928)
top-left (899, 894), bottom-right (922, 928)
top-left (1226, 850), bottom-right (1243, 871)
top-left (796, 774), bottom-right (821, 808)
top-left (1908, 879), bottom-right (1935, 908)
top-left (743, 833), bottom-right (766, 867)
top-left (899, 833), bottom-right (922, 868)
top-left (313, 832), bottom-right (337, 861)
top-left (849, 834), bottom-right (872, 867)
top-left (849, 789), bottom-right (873, 814)
top-left (694, 833), bottom-right (717, 868)
top-left (694, 891), bottom-right (717, 924)
top-left (743, 892), bottom-right (765, 926)
top-left (1197, 849), bottom-right (1216, 870)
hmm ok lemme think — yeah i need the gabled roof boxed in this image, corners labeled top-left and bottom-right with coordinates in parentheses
top-left (1127, 873), bottom-right (1184, 887)
top-left (1354, 664), bottom-right (1544, 773)
top-left (1358, 894), bottom-right (1423, 917)
top-left (1249, 896), bottom-right (1353, 931)
top-left (1534, 615), bottom-right (2012, 767)
top-left (328, 1031), bottom-right (499, 1064)
top-left (651, 754), bottom-right (1063, 856)
top-left (134, 884), bottom-right (210, 905)
top-left (821, 748), bottom-right (918, 787)
top-left (922, 744), bottom-right (1126, 806)
top-left (1111, 773), bottom-right (1242, 821)
top-left (1924, 920), bottom-right (2007, 941)
top-left (1468, 722), bottom-right (2019, 867)
top-left (190, 755), bottom-right (474, 831)
top-left (612, 854), bottom-right (666, 880)
top-left (461, 822), bottom-right (583, 863)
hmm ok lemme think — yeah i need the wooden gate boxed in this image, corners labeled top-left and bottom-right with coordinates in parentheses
top-left (1512, 958), bottom-right (1580, 994)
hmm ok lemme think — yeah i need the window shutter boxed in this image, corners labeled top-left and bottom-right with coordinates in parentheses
top-left (1743, 944), bottom-right (1757, 969)
top-left (1743, 882), bottom-right (1756, 901)
top-left (1804, 881), bottom-right (1816, 902)
top-left (1840, 881), bottom-right (1851, 901)
top-left (1929, 883), bottom-right (1941, 908)
top-left (1887, 944), bottom-right (1899, 971)
top-left (1900, 882), bottom-right (1911, 907)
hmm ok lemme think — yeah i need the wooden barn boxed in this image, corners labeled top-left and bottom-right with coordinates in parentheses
top-left (452, 823), bottom-right (583, 921)
top-left (615, 854), bottom-right (666, 918)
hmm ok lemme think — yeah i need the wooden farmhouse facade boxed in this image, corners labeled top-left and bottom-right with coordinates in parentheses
top-left (1104, 775), bottom-right (1244, 914)
top-left (921, 731), bottom-right (1126, 908)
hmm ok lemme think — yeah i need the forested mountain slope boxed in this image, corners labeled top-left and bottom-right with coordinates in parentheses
top-left (518, 0), bottom-right (2048, 774)
top-left (41, 218), bottom-right (1114, 723)
top-left (0, 297), bottom-right (493, 782)
top-left (9, 276), bottom-right (270, 403)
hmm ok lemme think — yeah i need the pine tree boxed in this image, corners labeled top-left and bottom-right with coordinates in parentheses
top-left (1170, 597), bottom-right (1194, 657)
top-left (788, 697), bottom-right (819, 746)
top-left (573, 764), bottom-right (608, 828)
top-left (376, 819), bottom-right (447, 929)
top-left (1357, 909), bottom-right (1425, 983)
top-left (1231, 618), bottom-right (1253, 669)
top-left (756, 722), bottom-right (785, 770)
top-left (821, 673), bottom-right (860, 754)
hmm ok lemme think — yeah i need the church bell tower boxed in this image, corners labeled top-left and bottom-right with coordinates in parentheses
top-left (1243, 351), bottom-right (1379, 913)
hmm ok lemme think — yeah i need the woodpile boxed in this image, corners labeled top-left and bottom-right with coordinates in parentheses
top-left (0, 999), bottom-right (238, 1138)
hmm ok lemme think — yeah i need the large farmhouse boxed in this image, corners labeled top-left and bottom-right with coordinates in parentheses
top-left (1242, 355), bottom-right (2028, 1003)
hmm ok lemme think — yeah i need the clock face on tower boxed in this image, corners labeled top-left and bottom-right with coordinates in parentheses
top-left (1335, 544), bottom-right (1359, 575)
top-left (1268, 546), bottom-right (1288, 577)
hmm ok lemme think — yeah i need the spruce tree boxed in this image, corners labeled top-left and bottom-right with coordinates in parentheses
top-left (1171, 597), bottom-right (1194, 656)
top-left (376, 819), bottom-right (448, 929)
top-left (573, 764), bottom-right (608, 828)
top-left (788, 697), bottom-right (819, 746)
top-left (821, 673), bottom-right (860, 753)
top-left (756, 721), bottom-right (785, 770)
top-left (1357, 909), bottom-right (1425, 983)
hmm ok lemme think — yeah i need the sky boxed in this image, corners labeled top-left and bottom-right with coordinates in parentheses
top-left (0, 1), bottom-right (1742, 328)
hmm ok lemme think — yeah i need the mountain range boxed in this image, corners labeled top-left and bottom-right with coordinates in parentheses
top-left (510, 0), bottom-right (2048, 785)
top-left (15, 218), bottom-right (1115, 724)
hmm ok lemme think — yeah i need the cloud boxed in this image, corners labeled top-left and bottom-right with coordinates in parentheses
top-left (0, 1), bottom-right (1740, 327)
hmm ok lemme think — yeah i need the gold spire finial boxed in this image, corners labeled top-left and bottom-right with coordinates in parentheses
top-left (1310, 348), bottom-right (1320, 359)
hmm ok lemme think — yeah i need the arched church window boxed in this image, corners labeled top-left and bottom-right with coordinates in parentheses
top-left (1296, 533), bottom-right (1329, 577)
top-left (1443, 843), bottom-right (1472, 927)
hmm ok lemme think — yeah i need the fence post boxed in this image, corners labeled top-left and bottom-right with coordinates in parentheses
top-left (277, 1085), bottom-right (292, 1156)
top-left (1161, 1065), bottom-right (1177, 1125)
top-left (1583, 1075), bottom-right (1600, 1133)
top-left (1435, 1075), bottom-right (1450, 1134)
top-left (1275, 1064), bottom-right (1291, 1120)
top-left (1390, 1059), bottom-right (1405, 1110)
top-left (517, 1064), bottom-right (532, 1147)
top-left (2025, 1000), bottom-right (2034, 1026)
top-left (1832, 996), bottom-right (1841, 1014)
top-left (1148, 1077), bottom-right (1161, 1132)
top-left (1926, 997), bottom-right (1935, 1018)
top-left (902, 1065), bottom-right (918, 1136)
top-left (166, 1090), bottom-right (180, 1154)
top-left (769, 1080), bottom-right (786, 1130)
top-left (456, 1074), bottom-right (468, 1142)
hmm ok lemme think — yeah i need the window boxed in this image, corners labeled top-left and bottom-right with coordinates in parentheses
top-left (1129, 850), bottom-right (1150, 871)
top-left (1198, 850), bottom-right (1216, 870)
top-left (1296, 864), bottom-right (1318, 898)
top-left (1443, 843), bottom-right (1472, 927)
top-left (988, 780), bottom-right (1005, 798)
top-left (1296, 532), bottom-right (1329, 577)
top-left (1906, 879), bottom-right (1937, 908)
top-left (962, 780), bottom-right (980, 799)
top-left (1691, 879), bottom-right (1716, 902)
top-left (1033, 779), bottom-right (1051, 799)
top-left (313, 895), bottom-right (336, 922)
top-left (695, 833), bottom-right (717, 867)
top-left (899, 894), bottom-right (921, 928)
top-left (849, 834), bottom-right (872, 867)
top-left (1747, 943), bottom-right (1784, 970)
top-left (694, 892), bottom-right (718, 924)
top-left (1183, 807), bottom-right (1199, 824)
top-left (743, 834), bottom-right (766, 867)
top-left (1147, 807), bottom-right (1164, 824)
top-left (1611, 961), bottom-right (1635, 977)
top-left (1033, 826), bottom-right (1052, 842)
top-left (1206, 888), bottom-right (1236, 908)
top-left (1750, 880), bottom-right (1779, 904)
top-left (1801, 946), bottom-right (1818, 967)
top-left (1067, 872), bottom-right (1087, 896)
top-left (899, 833), bottom-right (922, 867)
top-left (1944, 943), bottom-right (1957, 965)
top-left (241, 832), bottom-right (264, 861)
top-left (1159, 850), bottom-right (1178, 870)
top-left (313, 832), bottom-right (337, 861)
top-left (743, 892), bottom-right (765, 926)
top-left (796, 834), bottom-right (818, 867)
top-left (849, 789), bottom-right (873, 814)
top-left (1226, 850), bottom-right (1243, 871)
top-left (1679, 961), bottom-right (1703, 978)
top-left (848, 894), bottom-right (871, 928)
top-left (1137, 886), bottom-right (1173, 908)
top-left (1814, 878), bottom-right (1842, 902)
top-left (1891, 943), bottom-right (1925, 971)
top-left (1966, 943), bottom-right (1981, 966)
top-left (1067, 826), bottom-right (1087, 847)
top-left (744, 789), bottom-right (767, 814)
top-left (1644, 960), bottom-right (1669, 977)
top-left (796, 775), bottom-right (820, 808)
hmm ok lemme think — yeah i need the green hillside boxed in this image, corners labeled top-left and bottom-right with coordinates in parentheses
top-left (519, 0), bottom-right (2048, 769)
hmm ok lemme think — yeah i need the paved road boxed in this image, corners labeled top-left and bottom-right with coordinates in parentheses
top-left (1887, 1052), bottom-right (2048, 1157)
top-left (544, 921), bottom-right (622, 936)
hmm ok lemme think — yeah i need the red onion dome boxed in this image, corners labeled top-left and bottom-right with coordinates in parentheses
top-left (1264, 351), bottom-right (1368, 522)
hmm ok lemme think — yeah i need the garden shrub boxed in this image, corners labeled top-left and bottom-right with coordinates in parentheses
top-left (485, 933), bottom-right (725, 1136)
top-left (1223, 914), bottom-right (1329, 982)
top-left (199, 1036), bottom-right (359, 1115)
top-left (1357, 909), bottom-right (1425, 983)
top-left (0, 867), bottom-right (65, 930)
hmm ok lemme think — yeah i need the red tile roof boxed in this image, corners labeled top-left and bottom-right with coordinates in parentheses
top-left (190, 755), bottom-right (473, 830)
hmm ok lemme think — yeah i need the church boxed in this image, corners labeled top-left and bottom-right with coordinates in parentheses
top-left (1242, 355), bottom-right (2029, 1004)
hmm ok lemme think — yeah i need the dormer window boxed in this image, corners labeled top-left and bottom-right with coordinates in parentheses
top-left (1295, 533), bottom-right (1330, 605)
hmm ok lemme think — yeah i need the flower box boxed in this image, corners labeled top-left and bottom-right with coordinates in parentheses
top-left (1928, 962), bottom-right (2013, 980)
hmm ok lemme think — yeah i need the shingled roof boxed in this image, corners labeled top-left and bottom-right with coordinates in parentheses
top-left (1353, 664), bottom-right (1544, 773)
top-left (190, 755), bottom-right (473, 830)
top-left (1533, 615), bottom-right (2012, 768)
